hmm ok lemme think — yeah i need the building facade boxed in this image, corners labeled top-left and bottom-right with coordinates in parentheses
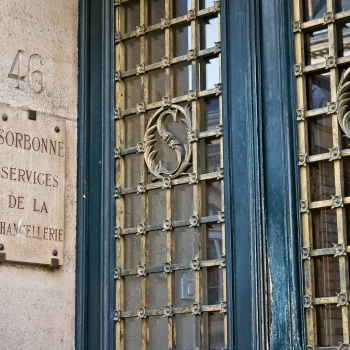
top-left (2, 0), bottom-right (350, 349)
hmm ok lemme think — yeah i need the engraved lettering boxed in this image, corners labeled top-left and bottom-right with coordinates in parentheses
top-left (0, 222), bottom-right (5, 235)
top-left (1, 167), bottom-right (8, 179)
top-left (8, 50), bottom-right (26, 89)
top-left (15, 132), bottom-right (23, 148)
top-left (8, 195), bottom-right (24, 209)
top-left (0, 129), bottom-right (4, 144)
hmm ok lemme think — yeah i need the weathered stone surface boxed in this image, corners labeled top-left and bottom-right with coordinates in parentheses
top-left (0, 0), bottom-right (78, 348)
top-left (0, 0), bottom-right (78, 119)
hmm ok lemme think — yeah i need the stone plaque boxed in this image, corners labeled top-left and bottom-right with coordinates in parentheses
top-left (0, 105), bottom-right (65, 266)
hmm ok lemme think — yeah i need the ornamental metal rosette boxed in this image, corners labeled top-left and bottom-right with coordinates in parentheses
top-left (143, 104), bottom-right (192, 181)
top-left (337, 67), bottom-right (350, 139)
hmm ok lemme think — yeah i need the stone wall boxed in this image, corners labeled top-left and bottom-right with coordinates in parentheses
top-left (0, 1), bottom-right (78, 349)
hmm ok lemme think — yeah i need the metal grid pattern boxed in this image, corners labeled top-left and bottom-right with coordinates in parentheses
top-left (113, 0), bottom-right (226, 348)
top-left (293, 1), bottom-right (350, 348)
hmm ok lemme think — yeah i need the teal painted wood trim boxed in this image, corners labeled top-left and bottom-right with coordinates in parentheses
top-left (76, 0), bottom-right (114, 348)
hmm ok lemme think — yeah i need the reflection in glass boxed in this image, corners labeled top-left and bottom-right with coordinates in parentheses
top-left (147, 0), bottom-right (165, 26)
top-left (148, 190), bottom-right (167, 224)
top-left (343, 157), bottom-right (350, 196)
top-left (125, 38), bottom-right (140, 71)
top-left (174, 184), bottom-right (193, 221)
top-left (125, 76), bottom-right (142, 109)
top-left (174, 227), bottom-right (198, 263)
top-left (124, 318), bottom-right (142, 350)
top-left (203, 55), bottom-right (220, 90)
top-left (200, 16), bottom-right (218, 50)
top-left (124, 194), bottom-right (142, 228)
top-left (173, 62), bottom-right (193, 96)
top-left (204, 97), bottom-right (220, 131)
top-left (315, 256), bottom-right (340, 297)
top-left (336, 0), bottom-right (350, 12)
top-left (308, 114), bottom-right (332, 155)
top-left (206, 181), bottom-right (222, 216)
top-left (207, 267), bottom-right (223, 304)
top-left (207, 224), bottom-right (223, 259)
top-left (338, 22), bottom-right (350, 57)
top-left (124, 275), bottom-right (142, 310)
top-left (199, 0), bottom-right (216, 10)
top-left (307, 73), bottom-right (330, 110)
top-left (149, 273), bottom-right (168, 308)
top-left (149, 316), bottom-right (168, 349)
top-left (173, 0), bottom-right (190, 18)
top-left (147, 30), bottom-right (165, 65)
top-left (205, 139), bottom-right (221, 173)
top-left (124, 234), bottom-right (141, 269)
top-left (175, 314), bottom-right (200, 349)
top-left (124, 0), bottom-right (140, 34)
top-left (209, 312), bottom-right (225, 349)
top-left (312, 208), bottom-right (337, 249)
top-left (317, 305), bottom-right (343, 346)
top-left (304, 29), bottom-right (328, 65)
top-left (148, 69), bottom-right (166, 104)
top-left (148, 231), bottom-right (167, 266)
top-left (304, 0), bottom-right (326, 21)
top-left (309, 161), bottom-right (335, 202)
top-left (125, 154), bottom-right (142, 188)
top-left (173, 23), bottom-right (191, 57)
top-left (125, 115), bottom-right (141, 149)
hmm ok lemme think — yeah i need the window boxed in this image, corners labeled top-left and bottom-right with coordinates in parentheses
top-left (113, 0), bottom-right (226, 348)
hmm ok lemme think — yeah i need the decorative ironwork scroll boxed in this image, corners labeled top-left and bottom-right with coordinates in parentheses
top-left (144, 104), bottom-right (192, 181)
top-left (337, 67), bottom-right (350, 138)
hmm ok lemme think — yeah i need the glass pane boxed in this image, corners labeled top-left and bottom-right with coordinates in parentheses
top-left (125, 76), bottom-right (142, 109)
top-left (208, 312), bottom-right (225, 349)
top-left (124, 234), bottom-right (141, 269)
top-left (203, 97), bottom-right (220, 131)
top-left (336, 0), bottom-right (350, 12)
top-left (175, 314), bottom-right (200, 349)
top-left (343, 157), bottom-right (350, 196)
top-left (125, 37), bottom-right (140, 71)
top-left (125, 154), bottom-right (142, 187)
top-left (203, 55), bottom-right (220, 90)
top-left (173, 23), bottom-right (191, 57)
top-left (304, 0), bottom-right (326, 21)
top-left (205, 138), bottom-right (221, 173)
top-left (149, 316), bottom-right (168, 349)
top-left (148, 190), bottom-right (167, 225)
top-left (312, 208), bottom-right (337, 249)
top-left (173, 0), bottom-right (190, 18)
top-left (199, 0), bottom-right (216, 10)
top-left (207, 224), bottom-right (223, 259)
top-left (147, 0), bottom-right (165, 26)
top-left (147, 30), bottom-right (165, 65)
top-left (309, 161), bottom-right (335, 202)
top-left (125, 114), bottom-right (141, 149)
top-left (206, 180), bottom-right (222, 216)
top-left (317, 305), bottom-right (343, 346)
top-left (148, 69), bottom-right (166, 104)
top-left (200, 15), bottom-right (219, 50)
top-left (124, 275), bottom-right (142, 310)
top-left (149, 273), bottom-right (168, 308)
top-left (308, 114), bottom-right (333, 155)
top-left (315, 256), bottom-right (340, 297)
top-left (307, 72), bottom-right (331, 110)
top-left (173, 62), bottom-right (193, 96)
top-left (174, 227), bottom-right (198, 263)
top-left (174, 184), bottom-right (193, 221)
top-left (206, 267), bottom-right (223, 304)
top-left (148, 230), bottom-right (167, 266)
top-left (124, 0), bottom-right (140, 34)
top-left (304, 29), bottom-right (328, 66)
top-left (124, 194), bottom-right (142, 228)
top-left (337, 21), bottom-right (350, 58)
top-left (124, 318), bottom-right (142, 350)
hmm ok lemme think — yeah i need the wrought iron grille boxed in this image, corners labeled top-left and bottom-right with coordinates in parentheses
top-left (293, 0), bottom-right (350, 348)
top-left (113, 0), bottom-right (226, 348)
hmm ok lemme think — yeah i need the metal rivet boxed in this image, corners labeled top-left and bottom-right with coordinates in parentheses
top-left (2, 114), bottom-right (8, 121)
top-left (54, 126), bottom-right (60, 133)
top-left (0, 244), bottom-right (4, 251)
top-left (52, 249), bottom-right (58, 256)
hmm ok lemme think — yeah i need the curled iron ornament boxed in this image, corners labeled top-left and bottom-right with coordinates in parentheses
top-left (144, 104), bottom-right (192, 181)
top-left (337, 67), bottom-right (350, 139)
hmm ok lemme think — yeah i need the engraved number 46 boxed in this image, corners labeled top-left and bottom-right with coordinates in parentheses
top-left (8, 50), bottom-right (44, 94)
